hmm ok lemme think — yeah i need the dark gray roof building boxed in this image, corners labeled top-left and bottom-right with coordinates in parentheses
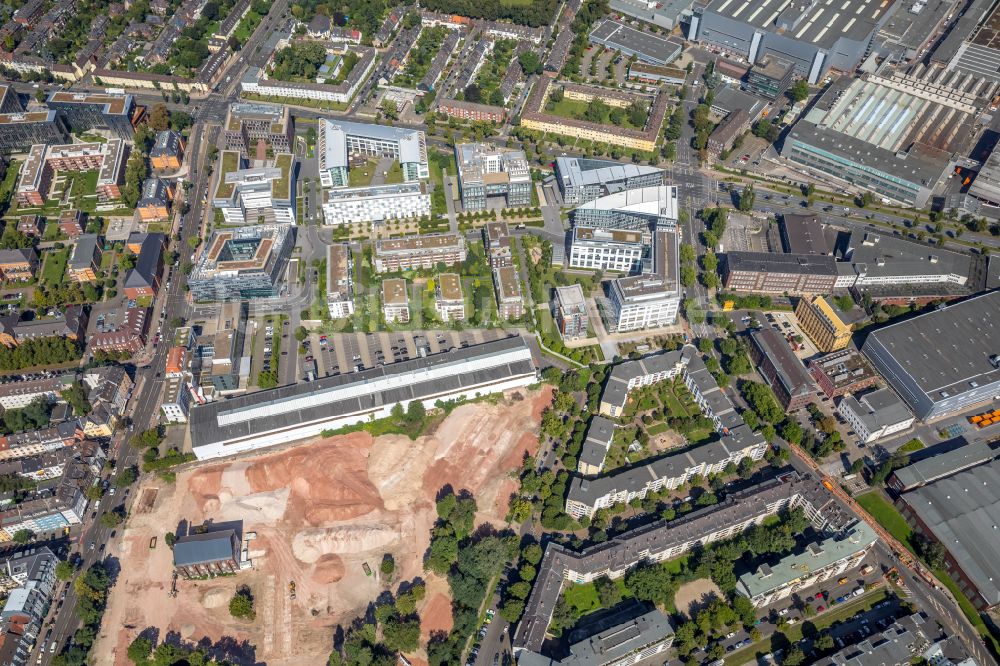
top-left (890, 440), bottom-right (996, 492)
top-left (588, 19), bottom-right (682, 65)
top-left (898, 458), bottom-right (1000, 610)
top-left (861, 291), bottom-right (1000, 420)
top-left (781, 214), bottom-right (833, 255)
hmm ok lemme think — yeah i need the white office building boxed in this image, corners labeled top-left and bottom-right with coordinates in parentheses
top-left (318, 118), bottom-right (429, 188)
top-left (608, 230), bottom-right (682, 332)
top-left (212, 152), bottom-right (296, 225)
top-left (837, 389), bottom-right (915, 443)
top-left (321, 182), bottom-right (430, 225)
top-left (569, 227), bottom-right (645, 272)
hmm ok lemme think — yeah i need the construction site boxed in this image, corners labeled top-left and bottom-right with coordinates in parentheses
top-left (94, 386), bottom-right (552, 665)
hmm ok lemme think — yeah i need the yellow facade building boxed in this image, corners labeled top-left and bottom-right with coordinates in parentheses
top-left (794, 295), bottom-right (852, 352)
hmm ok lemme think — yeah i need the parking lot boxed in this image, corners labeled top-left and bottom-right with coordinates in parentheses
top-left (305, 328), bottom-right (518, 378)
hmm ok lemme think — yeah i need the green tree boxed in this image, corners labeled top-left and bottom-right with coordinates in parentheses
top-left (126, 636), bottom-right (153, 664)
top-left (788, 79), bottom-right (809, 102)
top-left (738, 183), bottom-right (756, 212)
top-left (12, 529), bottom-right (32, 544)
top-left (100, 510), bottom-right (123, 528)
top-left (229, 586), bottom-right (256, 619)
top-left (382, 616), bottom-right (421, 653)
top-left (380, 554), bottom-right (395, 579)
top-left (55, 559), bottom-right (77, 582)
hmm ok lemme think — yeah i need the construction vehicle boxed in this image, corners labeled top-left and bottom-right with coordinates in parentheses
top-left (363, 562), bottom-right (372, 576)
top-left (289, 581), bottom-right (296, 599)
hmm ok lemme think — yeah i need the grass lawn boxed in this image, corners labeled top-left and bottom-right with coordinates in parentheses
top-left (855, 491), bottom-right (913, 552)
top-left (546, 97), bottom-right (592, 120)
top-left (685, 427), bottom-right (714, 443)
top-left (384, 160), bottom-right (404, 185)
top-left (662, 387), bottom-right (691, 418)
top-left (42, 222), bottom-right (66, 242)
top-left (349, 159), bottom-right (377, 188)
top-left (562, 579), bottom-right (631, 617)
top-left (727, 588), bottom-right (890, 666)
top-left (41, 248), bottom-right (69, 286)
top-left (99, 250), bottom-right (116, 271)
top-left (233, 8), bottom-right (263, 43)
top-left (647, 422), bottom-right (670, 436)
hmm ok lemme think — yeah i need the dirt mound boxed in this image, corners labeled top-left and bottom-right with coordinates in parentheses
top-left (291, 525), bottom-right (399, 562)
top-left (245, 433), bottom-right (385, 525)
top-left (311, 555), bottom-right (345, 584)
top-left (201, 588), bottom-right (229, 609)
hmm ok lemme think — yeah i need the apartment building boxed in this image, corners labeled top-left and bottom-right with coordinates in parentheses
top-left (571, 347), bottom-right (767, 518)
top-left (136, 177), bottom-right (172, 222)
top-left (515, 473), bottom-right (848, 653)
top-left (0, 306), bottom-right (86, 347)
top-left (434, 273), bottom-right (465, 322)
top-left (736, 522), bottom-right (877, 607)
top-left (482, 221), bottom-right (512, 268)
top-left (321, 182), bottom-right (429, 225)
top-left (382, 278), bottom-right (409, 323)
top-left (521, 77), bottom-right (668, 152)
top-left (518, 608), bottom-right (674, 666)
top-left (795, 295), bottom-right (853, 352)
top-left (838, 389), bottom-right (915, 444)
top-left (15, 215), bottom-right (42, 238)
top-left (0, 110), bottom-right (67, 152)
top-left (0, 249), bottom-right (37, 282)
top-left (88, 307), bottom-right (148, 355)
top-left (493, 266), bottom-right (524, 320)
top-left (0, 375), bottom-right (75, 409)
top-left (150, 129), bottom-right (184, 170)
top-left (554, 284), bottom-right (588, 339)
top-left (0, 546), bottom-right (58, 662)
top-left (807, 348), bottom-right (879, 398)
top-left (16, 140), bottom-right (125, 206)
top-left (569, 227), bottom-right (645, 272)
top-left (239, 47), bottom-right (376, 104)
top-left (577, 416), bottom-right (616, 476)
top-left (438, 99), bottom-right (507, 123)
top-left (326, 244), bottom-right (355, 319)
top-left (223, 102), bottom-right (294, 158)
top-left (58, 210), bottom-right (84, 239)
top-left (373, 233), bottom-right (466, 273)
top-left (66, 234), bottom-right (101, 283)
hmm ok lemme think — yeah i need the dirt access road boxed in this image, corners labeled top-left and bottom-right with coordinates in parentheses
top-left (94, 386), bottom-right (552, 666)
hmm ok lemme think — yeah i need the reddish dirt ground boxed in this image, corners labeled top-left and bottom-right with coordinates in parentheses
top-left (94, 387), bottom-right (552, 666)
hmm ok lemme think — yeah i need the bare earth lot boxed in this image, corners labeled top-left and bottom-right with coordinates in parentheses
top-left (95, 387), bottom-right (552, 666)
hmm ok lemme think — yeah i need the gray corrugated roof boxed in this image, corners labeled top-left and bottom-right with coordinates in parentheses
top-left (901, 458), bottom-right (1000, 607)
top-left (892, 440), bottom-right (995, 491)
top-left (862, 291), bottom-right (1000, 400)
top-left (173, 530), bottom-right (238, 567)
top-left (190, 336), bottom-right (533, 449)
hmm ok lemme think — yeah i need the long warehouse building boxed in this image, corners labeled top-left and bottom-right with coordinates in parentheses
top-left (189, 336), bottom-right (538, 459)
top-left (861, 291), bottom-right (1000, 420)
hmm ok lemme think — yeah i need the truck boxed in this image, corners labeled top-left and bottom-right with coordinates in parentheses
top-left (860, 564), bottom-right (874, 576)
